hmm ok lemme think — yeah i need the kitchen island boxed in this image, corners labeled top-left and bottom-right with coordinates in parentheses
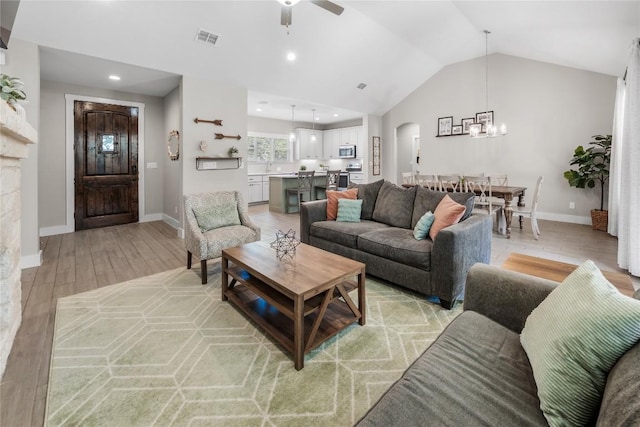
top-left (269, 173), bottom-right (331, 213)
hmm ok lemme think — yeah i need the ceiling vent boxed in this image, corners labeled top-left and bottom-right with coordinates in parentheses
top-left (195, 29), bottom-right (220, 46)
top-left (357, 83), bottom-right (367, 90)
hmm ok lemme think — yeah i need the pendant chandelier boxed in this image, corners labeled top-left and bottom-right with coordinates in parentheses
top-left (289, 105), bottom-right (296, 142)
top-left (470, 30), bottom-right (507, 139)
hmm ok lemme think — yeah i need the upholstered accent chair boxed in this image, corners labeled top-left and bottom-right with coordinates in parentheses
top-left (184, 191), bottom-right (261, 284)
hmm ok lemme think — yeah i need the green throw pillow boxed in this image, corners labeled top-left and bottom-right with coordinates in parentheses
top-left (413, 211), bottom-right (435, 240)
top-left (520, 260), bottom-right (640, 427)
top-left (336, 198), bottom-right (363, 222)
top-left (192, 204), bottom-right (241, 232)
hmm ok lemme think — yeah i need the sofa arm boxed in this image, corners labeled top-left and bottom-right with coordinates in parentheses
top-left (300, 200), bottom-right (327, 244)
top-left (431, 213), bottom-right (492, 305)
top-left (464, 263), bottom-right (558, 333)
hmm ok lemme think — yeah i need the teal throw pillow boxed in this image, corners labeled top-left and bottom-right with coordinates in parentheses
top-left (336, 198), bottom-right (363, 222)
top-left (413, 211), bottom-right (435, 240)
top-left (192, 204), bottom-right (241, 232)
top-left (520, 260), bottom-right (640, 427)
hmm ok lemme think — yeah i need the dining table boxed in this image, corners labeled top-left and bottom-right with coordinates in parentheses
top-left (403, 183), bottom-right (527, 238)
top-left (486, 185), bottom-right (527, 238)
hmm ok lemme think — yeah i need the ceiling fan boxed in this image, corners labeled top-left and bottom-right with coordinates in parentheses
top-left (278, 0), bottom-right (344, 27)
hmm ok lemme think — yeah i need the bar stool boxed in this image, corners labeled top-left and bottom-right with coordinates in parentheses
top-left (314, 170), bottom-right (341, 200)
top-left (285, 171), bottom-right (315, 213)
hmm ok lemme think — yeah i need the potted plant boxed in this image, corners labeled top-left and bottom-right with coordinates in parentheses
top-left (1, 74), bottom-right (27, 114)
top-left (563, 134), bottom-right (611, 231)
top-left (228, 146), bottom-right (239, 157)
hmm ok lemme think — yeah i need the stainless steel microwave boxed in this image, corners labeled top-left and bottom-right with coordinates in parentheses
top-left (339, 145), bottom-right (356, 159)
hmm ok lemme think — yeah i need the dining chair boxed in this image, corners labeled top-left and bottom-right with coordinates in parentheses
top-left (415, 174), bottom-right (438, 189)
top-left (510, 175), bottom-right (544, 239)
top-left (463, 175), bottom-right (500, 215)
top-left (489, 174), bottom-right (509, 186)
top-left (487, 173), bottom-right (508, 215)
top-left (285, 171), bottom-right (315, 213)
top-left (314, 169), bottom-right (341, 200)
top-left (402, 172), bottom-right (414, 185)
top-left (184, 191), bottom-right (261, 284)
top-left (437, 174), bottom-right (462, 192)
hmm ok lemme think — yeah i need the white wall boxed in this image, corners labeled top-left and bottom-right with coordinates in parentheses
top-left (162, 85), bottom-right (182, 229)
top-left (1, 39), bottom-right (41, 267)
top-left (181, 75), bottom-right (248, 201)
top-left (383, 54), bottom-right (617, 223)
top-left (38, 80), bottom-right (168, 231)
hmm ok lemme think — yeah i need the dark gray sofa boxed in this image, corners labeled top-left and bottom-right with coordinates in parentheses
top-left (300, 180), bottom-right (493, 309)
top-left (356, 264), bottom-right (640, 426)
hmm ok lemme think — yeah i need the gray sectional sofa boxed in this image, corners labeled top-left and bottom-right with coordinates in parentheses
top-left (356, 264), bottom-right (640, 426)
top-left (300, 180), bottom-right (493, 308)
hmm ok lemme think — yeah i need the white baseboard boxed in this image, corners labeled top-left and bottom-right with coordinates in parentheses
top-left (162, 214), bottom-right (180, 229)
top-left (141, 213), bottom-right (163, 222)
top-left (21, 249), bottom-right (43, 269)
top-left (161, 214), bottom-right (184, 239)
top-left (536, 211), bottom-right (591, 225)
top-left (40, 224), bottom-right (73, 237)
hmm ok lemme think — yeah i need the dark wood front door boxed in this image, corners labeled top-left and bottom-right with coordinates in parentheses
top-left (74, 101), bottom-right (139, 230)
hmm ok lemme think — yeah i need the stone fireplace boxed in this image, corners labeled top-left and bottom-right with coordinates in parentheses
top-left (0, 100), bottom-right (37, 378)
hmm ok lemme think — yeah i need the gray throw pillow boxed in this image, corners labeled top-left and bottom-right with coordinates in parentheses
top-left (411, 186), bottom-right (475, 228)
top-left (347, 179), bottom-right (384, 220)
top-left (192, 203), bottom-right (241, 232)
top-left (372, 181), bottom-right (417, 229)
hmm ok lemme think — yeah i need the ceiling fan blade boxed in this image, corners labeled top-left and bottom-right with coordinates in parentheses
top-left (310, 0), bottom-right (344, 16)
top-left (281, 6), bottom-right (292, 26)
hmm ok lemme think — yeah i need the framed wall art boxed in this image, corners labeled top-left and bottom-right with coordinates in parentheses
top-left (475, 111), bottom-right (494, 128)
top-left (461, 118), bottom-right (475, 134)
top-left (437, 116), bottom-right (453, 136)
top-left (372, 136), bottom-right (381, 176)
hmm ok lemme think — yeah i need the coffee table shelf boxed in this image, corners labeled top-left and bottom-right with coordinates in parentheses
top-left (224, 265), bottom-right (361, 355)
top-left (226, 266), bottom-right (358, 317)
top-left (221, 242), bottom-right (365, 370)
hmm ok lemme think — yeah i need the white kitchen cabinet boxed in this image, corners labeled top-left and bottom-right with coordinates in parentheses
top-left (296, 129), bottom-right (323, 160)
top-left (338, 126), bottom-right (364, 158)
top-left (349, 172), bottom-right (364, 185)
top-left (322, 129), bottom-right (340, 159)
top-left (248, 175), bottom-right (270, 203)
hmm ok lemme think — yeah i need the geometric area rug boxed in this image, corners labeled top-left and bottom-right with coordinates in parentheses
top-left (45, 267), bottom-right (462, 426)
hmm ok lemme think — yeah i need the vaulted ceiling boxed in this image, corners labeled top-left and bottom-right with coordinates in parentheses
top-left (10, 1), bottom-right (639, 124)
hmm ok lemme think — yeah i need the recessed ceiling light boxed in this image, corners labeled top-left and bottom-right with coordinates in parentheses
top-left (109, 75), bottom-right (121, 81)
top-left (333, 113), bottom-right (339, 117)
top-left (315, 117), bottom-right (320, 121)
top-left (256, 108), bottom-right (262, 112)
top-left (286, 51), bottom-right (296, 61)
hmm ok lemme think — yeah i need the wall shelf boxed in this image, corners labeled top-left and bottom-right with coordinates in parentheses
top-left (196, 156), bottom-right (242, 170)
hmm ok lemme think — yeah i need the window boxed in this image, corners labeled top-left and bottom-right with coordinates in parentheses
top-left (247, 132), bottom-right (292, 162)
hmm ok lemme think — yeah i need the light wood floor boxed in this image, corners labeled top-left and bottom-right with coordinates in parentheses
top-left (1, 204), bottom-right (637, 426)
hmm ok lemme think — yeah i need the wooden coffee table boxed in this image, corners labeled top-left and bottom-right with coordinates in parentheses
top-left (221, 241), bottom-right (366, 370)
top-left (502, 253), bottom-right (634, 297)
